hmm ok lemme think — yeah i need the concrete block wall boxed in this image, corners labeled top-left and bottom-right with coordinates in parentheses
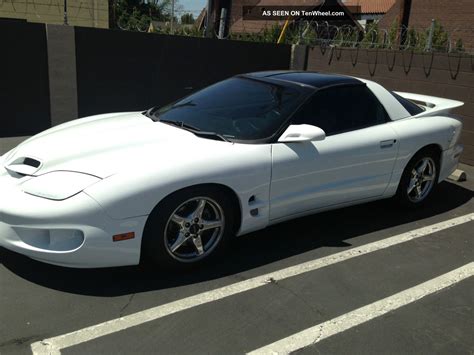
top-left (0, 20), bottom-right (291, 154)
top-left (292, 45), bottom-right (474, 165)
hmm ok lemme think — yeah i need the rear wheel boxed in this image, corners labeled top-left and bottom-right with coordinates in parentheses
top-left (141, 186), bottom-right (236, 268)
top-left (396, 148), bottom-right (440, 207)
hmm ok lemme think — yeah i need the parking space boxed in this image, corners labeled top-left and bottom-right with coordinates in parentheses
top-left (1, 164), bottom-right (473, 355)
top-left (297, 278), bottom-right (474, 355)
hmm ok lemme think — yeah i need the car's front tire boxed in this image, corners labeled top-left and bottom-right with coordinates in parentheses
top-left (141, 186), bottom-right (236, 269)
top-left (396, 147), bottom-right (440, 207)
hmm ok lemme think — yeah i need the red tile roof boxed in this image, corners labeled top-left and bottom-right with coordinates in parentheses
top-left (343, 0), bottom-right (396, 14)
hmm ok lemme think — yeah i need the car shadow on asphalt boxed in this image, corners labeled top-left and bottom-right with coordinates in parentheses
top-left (1, 181), bottom-right (472, 296)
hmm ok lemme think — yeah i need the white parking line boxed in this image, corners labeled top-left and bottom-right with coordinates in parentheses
top-left (248, 262), bottom-right (474, 355)
top-left (30, 213), bottom-right (474, 355)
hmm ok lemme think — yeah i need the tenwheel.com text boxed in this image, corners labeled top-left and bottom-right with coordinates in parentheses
top-left (243, 6), bottom-right (360, 20)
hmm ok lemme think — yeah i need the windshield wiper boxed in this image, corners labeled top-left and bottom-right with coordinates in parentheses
top-left (144, 106), bottom-right (169, 122)
top-left (171, 100), bottom-right (196, 109)
top-left (144, 101), bottom-right (196, 120)
top-left (159, 119), bottom-right (230, 142)
top-left (143, 106), bottom-right (158, 119)
top-left (193, 131), bottom-right (231, 142)
top-left (159, 119), bottom-right (201, 131)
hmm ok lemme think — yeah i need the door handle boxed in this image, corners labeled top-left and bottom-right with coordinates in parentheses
top-left (380, 139), bottom-right (397, 148)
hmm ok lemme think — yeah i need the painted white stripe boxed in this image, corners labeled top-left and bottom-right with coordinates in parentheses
top-left (30, 213), bottom-right (474, 355)
top-left (248, 262), bottom-right (474, 355)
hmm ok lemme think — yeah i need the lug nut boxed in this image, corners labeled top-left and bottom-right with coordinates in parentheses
top-left (185, 232), bottom-right (190, 237)
top-left (199, 224), bottom-right (204, 229)
top-left (194, 218), bottom-right (199, 223)
top-left (185, 223), bottom-right (190, 227)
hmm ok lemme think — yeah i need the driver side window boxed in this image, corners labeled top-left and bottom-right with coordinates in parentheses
top-left (291, 85), bottom-right (389, 136)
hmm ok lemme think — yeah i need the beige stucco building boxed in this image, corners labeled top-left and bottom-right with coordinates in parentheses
top-left (0, 0), bottom-right (109, 28)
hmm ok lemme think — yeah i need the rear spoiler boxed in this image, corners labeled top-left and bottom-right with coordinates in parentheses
top-left (394, 92), bottom-right (464, 118)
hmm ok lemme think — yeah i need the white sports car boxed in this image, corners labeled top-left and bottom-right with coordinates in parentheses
top-left (0, 71), bottom-right (464, 268)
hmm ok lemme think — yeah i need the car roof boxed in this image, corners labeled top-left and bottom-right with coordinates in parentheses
top-left (245, 71), bottom-right (363, 88)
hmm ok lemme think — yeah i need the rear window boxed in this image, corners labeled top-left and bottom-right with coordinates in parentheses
top-left (391, 92), bottom-right (425, 116)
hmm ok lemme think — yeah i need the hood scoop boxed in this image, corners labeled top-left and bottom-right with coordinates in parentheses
top-left (4, 157), bottom-right (42, 176)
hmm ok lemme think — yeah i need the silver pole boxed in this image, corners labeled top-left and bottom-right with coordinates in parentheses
top-left (426, 18), bottom-right (435, 51)
top-left (218, 8), bottom-right (227, 39)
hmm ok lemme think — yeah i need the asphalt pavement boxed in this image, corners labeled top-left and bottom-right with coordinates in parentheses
top-left (1, 164), bottom-right (473, 355)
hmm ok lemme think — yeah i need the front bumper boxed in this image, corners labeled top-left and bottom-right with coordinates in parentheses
top-left (0, 168), bottom-right (147, 268)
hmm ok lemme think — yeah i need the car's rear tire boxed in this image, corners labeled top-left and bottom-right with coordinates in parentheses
top-left (141, 186), bottom-right (236, 269)
top-left (396, 148), bottom-right (440, 208)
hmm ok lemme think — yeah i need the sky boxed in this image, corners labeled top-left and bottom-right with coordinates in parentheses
top-left (179, 0), bottom-right (207, 17)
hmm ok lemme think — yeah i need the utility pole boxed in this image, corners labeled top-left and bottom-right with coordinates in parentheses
top-left (398, 0), bottom-right (412, 46)
top-left (111, 0), bottom-right (116, 29)
top-left (170, 0), bottom-right (175, 33)
top-left (205, 0), bottom-right (213, 37)
top-left (63, 0), bottom-right (68, 25)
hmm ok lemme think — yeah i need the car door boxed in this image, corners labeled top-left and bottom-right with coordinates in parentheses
top-left (270, 84), bottom-right (399, 221)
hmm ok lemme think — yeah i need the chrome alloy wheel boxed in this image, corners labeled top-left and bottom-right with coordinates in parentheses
top-left (407, 157), bottom-right (436, 203)
top-left (164, 197), bottom-right (225, 262)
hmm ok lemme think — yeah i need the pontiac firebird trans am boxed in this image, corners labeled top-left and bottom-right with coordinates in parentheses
top-left (0, 71), bottom-right (464, 268)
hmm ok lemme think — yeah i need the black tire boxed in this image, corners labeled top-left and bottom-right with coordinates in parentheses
top-left (141, 185), bottom-right (237, 269)
top-left (396, 147), bottom-right (440, 208)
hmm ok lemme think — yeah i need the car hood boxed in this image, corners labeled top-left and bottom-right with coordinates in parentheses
top-left (2, 112), bottom-right (224, 178)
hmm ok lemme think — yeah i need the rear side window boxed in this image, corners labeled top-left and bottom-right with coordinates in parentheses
top-left (292, 85), bottom-right (389, 136)
top-left (390, 91), bottom-right (424, 116)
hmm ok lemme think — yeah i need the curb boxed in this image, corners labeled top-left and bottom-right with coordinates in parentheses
top-left (448, 169), bottom-right (467, 182)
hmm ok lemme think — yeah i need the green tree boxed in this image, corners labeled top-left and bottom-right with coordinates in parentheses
top-left (387, 18), bottom-right (398, 48)
top-left (455, 38), bottom-right (464, 52)
top-left (114, 0), bottom-right (181, 31)
top-left (428, 20), bottom-right (449, 51)
top-left (181, 13), bottom-right (194, 24)
top-left (361, 22), bottom-right (379, 48)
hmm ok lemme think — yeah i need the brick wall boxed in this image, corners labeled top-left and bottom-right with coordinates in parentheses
top-left (379, 0), bottom-right (474, 49)
top-left (301, 46), bottom-right (474, 165)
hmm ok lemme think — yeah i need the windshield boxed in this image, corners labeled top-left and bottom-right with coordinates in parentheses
top-left (150, 77), bottom-right (305, 141)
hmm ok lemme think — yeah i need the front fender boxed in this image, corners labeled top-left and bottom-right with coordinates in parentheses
top-left (84, 143), bottom-right (272, 236)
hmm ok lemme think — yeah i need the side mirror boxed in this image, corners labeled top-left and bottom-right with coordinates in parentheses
top-left (278, 124), bottom-right (326, 143)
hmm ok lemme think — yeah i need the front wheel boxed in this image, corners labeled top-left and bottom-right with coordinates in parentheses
top-left (396, 149), bottom-right (440, 207)
top-left (141, 186), bottom-right (236, 268)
